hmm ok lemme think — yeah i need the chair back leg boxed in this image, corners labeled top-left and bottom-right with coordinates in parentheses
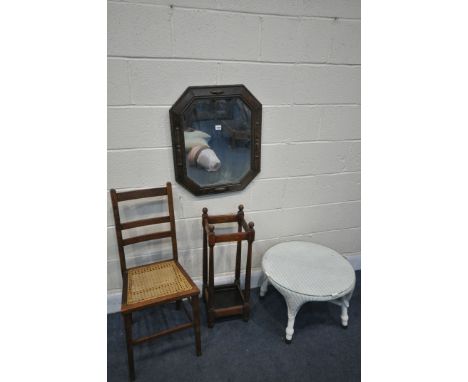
top-left (123, 313), bottom-right (136, 381)
top-left (191, 295), bottom-right (202, 356)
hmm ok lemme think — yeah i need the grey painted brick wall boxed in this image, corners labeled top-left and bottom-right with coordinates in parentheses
top-left (107, 0), bottom-right (361, 293)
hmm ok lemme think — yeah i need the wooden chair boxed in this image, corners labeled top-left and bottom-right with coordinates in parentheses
top-left (110, 182), bottom-right (201, 381)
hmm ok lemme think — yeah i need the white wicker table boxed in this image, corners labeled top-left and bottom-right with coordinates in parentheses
top-left (260, 241), bottom-right (356, 343)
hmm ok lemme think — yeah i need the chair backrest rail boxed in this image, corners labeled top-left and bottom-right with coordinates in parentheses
top-left (120, 216), bottom-right (171, 230)
top-left (122, 230), bottom-right (173, 246)
top-left (116, 187), bottom-right (167, 202)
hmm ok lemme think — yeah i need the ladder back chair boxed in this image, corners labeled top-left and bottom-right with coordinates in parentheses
top-left (110, 182), bottom-right (201, 381)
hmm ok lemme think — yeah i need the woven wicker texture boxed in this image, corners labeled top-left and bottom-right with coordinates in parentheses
top-left (263, 241), bottom-right (355, 298)
top-left (127, 261), bottom-right (193, 305)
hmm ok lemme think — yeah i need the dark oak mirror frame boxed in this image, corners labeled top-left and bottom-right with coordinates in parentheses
top-left (169, 85), bottom-right (262, 196)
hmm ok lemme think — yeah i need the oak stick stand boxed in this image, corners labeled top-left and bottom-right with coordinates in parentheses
top-left (202, 205), bottom-right (255, 328)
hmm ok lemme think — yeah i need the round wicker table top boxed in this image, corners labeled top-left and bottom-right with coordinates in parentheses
top-left (262, 241), bottom-right (355, 299)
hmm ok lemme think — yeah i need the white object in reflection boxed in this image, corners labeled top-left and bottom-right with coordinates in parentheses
top-left (187, 145), bottom-right (221, 172)
top-left (197, 148), bottom-right (221, 171)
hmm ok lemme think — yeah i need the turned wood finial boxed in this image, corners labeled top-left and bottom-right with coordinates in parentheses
top-left (202, 207), bottom-right (208, 214)
top-left (248, 221), bottom-right (255, 229)
top-left (238, 204), bottom-right (244, 212)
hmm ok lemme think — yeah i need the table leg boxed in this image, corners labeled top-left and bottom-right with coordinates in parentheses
top-left (341, 304), bottom-right (348, 327)
top-left (340, 294), bottom-right (351, 328)
top-left (329, 291), bottom-right (353, 328)
top-left (285, 297), bottom-right (302, 344)
top-left (259, 275), bottom-right (269, 298)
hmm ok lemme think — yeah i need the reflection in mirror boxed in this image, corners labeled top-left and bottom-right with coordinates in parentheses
top-left (182, 97), bottom-right (252, 187)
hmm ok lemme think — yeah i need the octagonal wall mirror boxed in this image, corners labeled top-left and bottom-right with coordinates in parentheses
top-left (170, 85), bottom-right (262, 196)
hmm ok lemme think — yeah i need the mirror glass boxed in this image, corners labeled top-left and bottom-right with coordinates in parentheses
top-left (182, 97), bottom-right (252, 187)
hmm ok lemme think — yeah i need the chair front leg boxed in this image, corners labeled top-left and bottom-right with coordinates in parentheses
top-left (191, 295), bottom-right (202, 356)
top-left (123, 313), bottom-right (135, 381)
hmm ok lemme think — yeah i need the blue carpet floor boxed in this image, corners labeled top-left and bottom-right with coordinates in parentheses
top-left (108, 271), bottom-right (360, 381)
